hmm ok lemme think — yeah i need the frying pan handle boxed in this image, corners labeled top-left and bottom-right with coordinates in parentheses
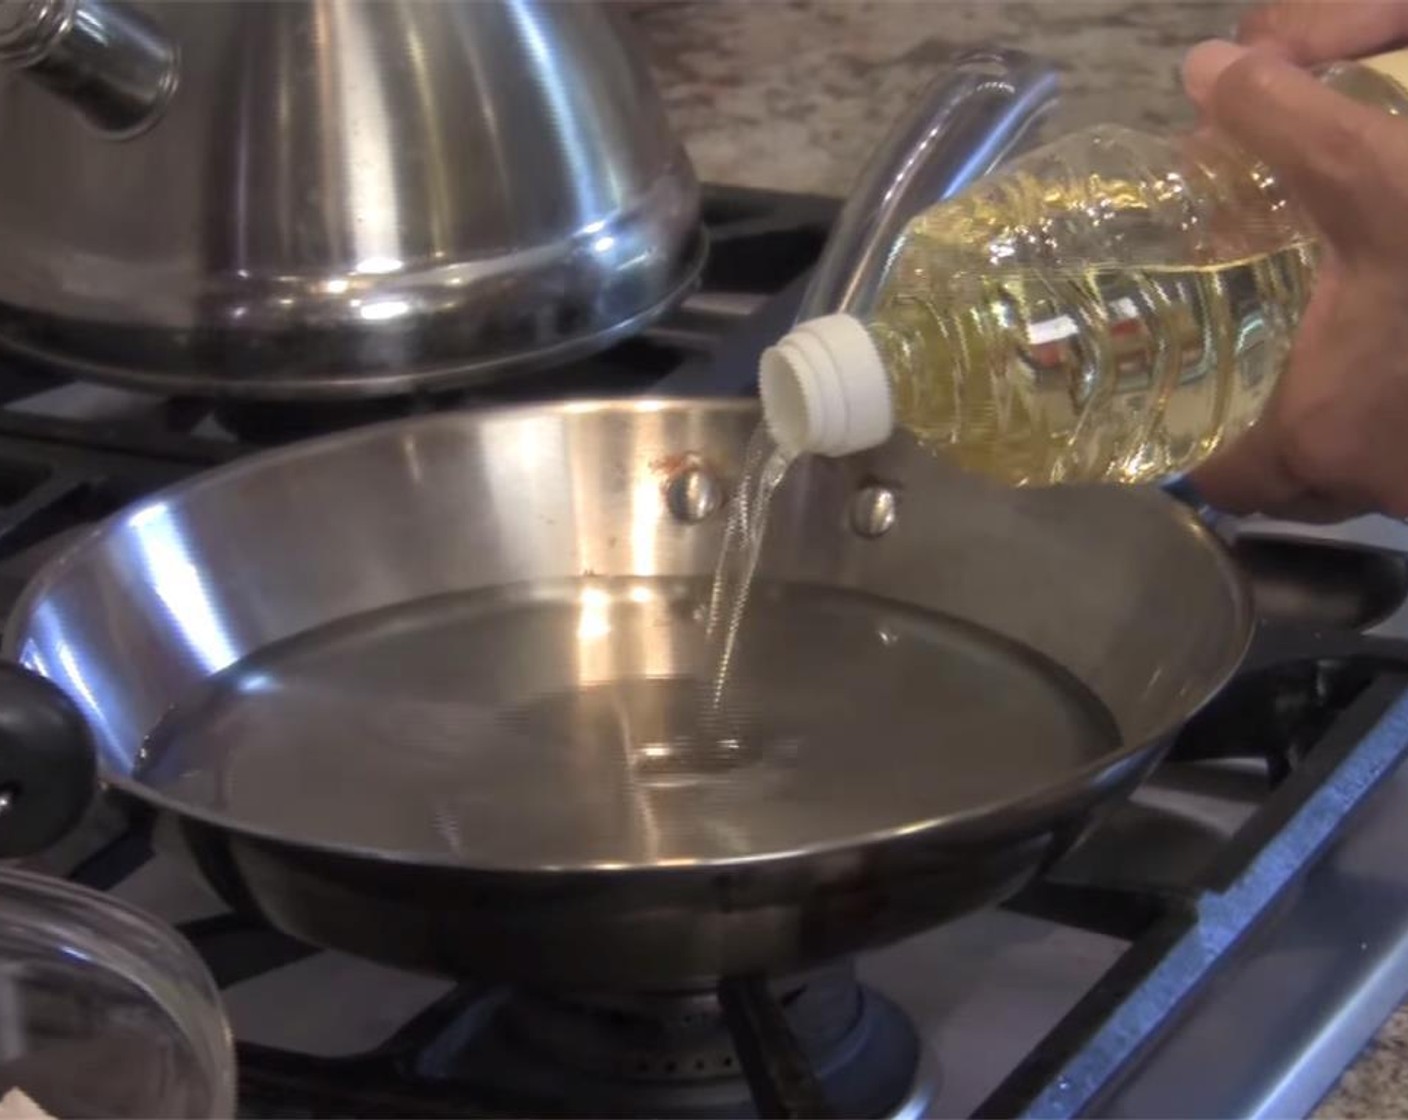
top-left (1160, 477), bottom-right (1408, 673)
top-left (0, 661), bottom-right (96, 858)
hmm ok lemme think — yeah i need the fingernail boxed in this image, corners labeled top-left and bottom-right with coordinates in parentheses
top-left (1182, 38), bottom-right (1251, 105)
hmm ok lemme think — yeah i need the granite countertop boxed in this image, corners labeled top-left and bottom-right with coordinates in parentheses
top-left (635, 0), bottom-right (1229, 196)
top-left (635, 2), bottom-right (1406, 1116)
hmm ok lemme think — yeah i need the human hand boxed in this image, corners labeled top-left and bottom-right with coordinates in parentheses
top-left (1236, 0), bottom-right (1408, 66)
top-left (1180, 21), bottom-right (1408, 520)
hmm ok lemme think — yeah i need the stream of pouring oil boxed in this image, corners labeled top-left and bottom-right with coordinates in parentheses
top-left (702, 426), bottom-right (793, 716)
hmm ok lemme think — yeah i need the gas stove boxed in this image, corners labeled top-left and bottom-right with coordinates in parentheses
top-left (8, 185), bottom-right (1408, 1119)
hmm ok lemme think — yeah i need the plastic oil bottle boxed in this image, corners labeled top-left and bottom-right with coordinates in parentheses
top-left (759, 51), bottom-right (1408, 486)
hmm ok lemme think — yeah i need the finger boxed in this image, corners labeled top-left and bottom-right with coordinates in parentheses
top-left (1182, 39), bottom-right (1265, 105)
top-left (1190, 412), bottom-right (1304, 515)
top-left (1280, 260), bottom-right (1408, 519)
top-left (1190, 259), bottom-right (1373, 522)
top-left (1190, 427), bottom-right (1365, 523)
top-left (1238, 1), bottom-right (1408, 65)
top-left (1197, 44), bottom-right (1408, 256)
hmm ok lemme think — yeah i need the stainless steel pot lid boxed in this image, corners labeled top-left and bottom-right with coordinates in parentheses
top-left (0, 1), bottom-right (702, 398)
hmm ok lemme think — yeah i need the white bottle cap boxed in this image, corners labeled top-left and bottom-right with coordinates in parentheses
top-left (759, 313), bottom-right (895, 457)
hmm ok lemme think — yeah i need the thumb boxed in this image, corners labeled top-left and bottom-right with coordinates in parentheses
top-left (1182, 39), bottom-right (1264, 105)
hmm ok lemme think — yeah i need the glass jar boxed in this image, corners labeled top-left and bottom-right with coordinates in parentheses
top-left (0, 868), bottom-right (234, 1118)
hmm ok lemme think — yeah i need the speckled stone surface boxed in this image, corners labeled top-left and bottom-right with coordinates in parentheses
top-left (633, 0), bottom-right (1243, 197)
top-left (633, 2), bottom-right (1408, 1116)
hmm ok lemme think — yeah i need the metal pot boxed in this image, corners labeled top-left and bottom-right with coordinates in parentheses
top-left (1, 398), bottom-right (1250, 990)
top-left (0, 0), bottom-right (701, 398)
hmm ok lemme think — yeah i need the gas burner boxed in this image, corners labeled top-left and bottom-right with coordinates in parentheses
top-left (231, 967), bottom-right (933, 1119)
top-left (468, 973), bottom-right (927, 1119)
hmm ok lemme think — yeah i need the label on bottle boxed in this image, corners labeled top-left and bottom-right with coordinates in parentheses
top-left (1362, 49), bottom-right (1408, 95)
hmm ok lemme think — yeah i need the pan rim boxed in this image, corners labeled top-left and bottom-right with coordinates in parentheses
top-left (2, 397), bottom-right (1255, 879)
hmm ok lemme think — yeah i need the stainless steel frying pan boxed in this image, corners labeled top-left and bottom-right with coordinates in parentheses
top-left (1, 399), bottom-right (1250, 989)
